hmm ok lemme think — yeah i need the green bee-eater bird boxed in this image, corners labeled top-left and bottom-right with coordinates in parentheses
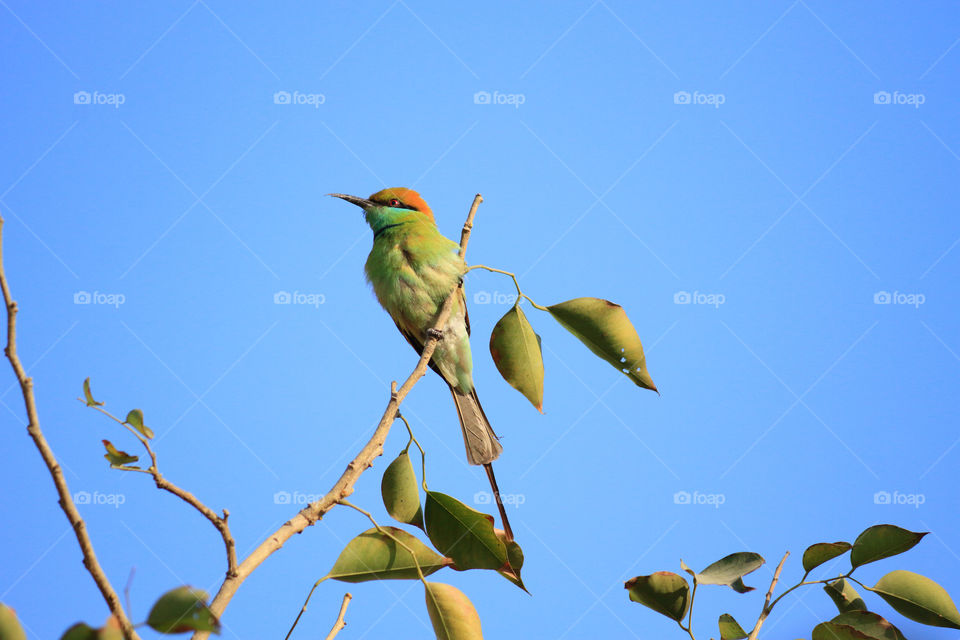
top-left (331, 187), bottom-right (514, 540)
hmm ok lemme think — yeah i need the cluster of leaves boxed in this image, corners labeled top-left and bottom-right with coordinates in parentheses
top-left (488, 296), bottom-right (657, 412)
top-left (28, 380), bottom-right (223, 637)
top-left (84, 378), bottom-right (152, 470)
top-left (299, 446), bottom-right (526, 639)
top-left (0, 588), bottom-right (219, 639)
top-left (625, 525), bottom-right (960, 639)
top-left (293, 292), bottom-right (659, 638)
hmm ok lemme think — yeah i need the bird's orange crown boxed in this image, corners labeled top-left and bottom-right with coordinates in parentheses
top-left (369, 187), bottom-right (434, 222)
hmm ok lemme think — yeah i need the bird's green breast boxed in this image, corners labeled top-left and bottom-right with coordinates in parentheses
top-left (364, 219), bottom-right (473, 390)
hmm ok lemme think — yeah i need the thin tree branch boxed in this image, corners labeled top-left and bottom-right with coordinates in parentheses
top-left (83, 401), bottom-right (238, 577)
top-left (0, 216), bottom-right (140, 640)
top-left (324, 593), bottom-right (352, 640)
top-left (192, 193), bottom-right (484, 639)
top-left (747, 551), bottom-right (790, 640)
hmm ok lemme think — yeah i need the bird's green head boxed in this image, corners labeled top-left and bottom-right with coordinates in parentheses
top-left (329, 188), bottom-right (435, 233)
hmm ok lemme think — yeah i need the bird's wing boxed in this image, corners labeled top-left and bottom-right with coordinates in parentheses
top-left (460, 285), bottom-right (470, 337)
top-left (391, 283), bottom-right (468, 381)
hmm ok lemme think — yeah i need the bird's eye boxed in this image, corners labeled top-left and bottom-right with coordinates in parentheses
top-left (389, 198), bottom-right (401, 207)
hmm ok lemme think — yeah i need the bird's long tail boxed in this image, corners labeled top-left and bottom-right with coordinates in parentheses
top-left (450, 387), bottom-right (514, 541)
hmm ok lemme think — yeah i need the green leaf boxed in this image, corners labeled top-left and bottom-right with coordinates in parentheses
top-left (59, 622), bottom-right (123, 640)
top-left (718, 613), bottom-right (748, 639)
top-left (60, 623), bottom-right (98, 640)
top-left (680, 559), bottom-right (696, 579)
top-left (124, 409), bottom-right (154, 439)
top-left (489, 304), bottom-right (545, 412)
top-left (813, 611), bottom-right (906, 640)
top-left (696, 552), bottom-right (765, 593)
top-left (850, 525), bottom-right (927, 569)
top-left (497, 534), bottom-right (528, 593)
top-left (146, 586), bottom-right (220, 634)
top-left (381, 451), bottom-right (423, 528)
top-left (624, 572), bottom-right (690, 621)
top-left (424, 582), bottom-right (483, 640)
top-left (425, 491), bottom-right (507, 571)
top-left (82, 377), bottom-right (103, 407)
top-left (812, 621), bottom-right (884, 640)
top-left (547, 297), bottom-right (657, 392)
top-left (867, 570), bottom-right (960, 629)
top-left (102, 439), bottom-right (138, 467)
top-left (836, 611), bottom-right (904, 640)
top-left (328, 527), bottom-right (448, 582)
top-left (803, 541), bottom-right (852, 573)
top-left (824, 578), bottom-right (867, 613)
top-left (0, 604), bottom-right (26, 640)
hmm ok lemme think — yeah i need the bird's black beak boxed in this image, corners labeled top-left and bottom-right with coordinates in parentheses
top-left (328, 193), bottom-right (375, 209)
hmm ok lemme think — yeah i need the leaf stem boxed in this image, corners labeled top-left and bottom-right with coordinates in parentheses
top-left (338, 500), bottom-right (429, 584)
top-left (467, 264), bottom-right (550, 311)
top-left (80, 399), bottom-right (238, 577)
top-left (284, 576), bottom-right (329, 640)
top-left (397, 412), bottom-right (428, 491)
top-left (678, 578), bottom-right (698, 640)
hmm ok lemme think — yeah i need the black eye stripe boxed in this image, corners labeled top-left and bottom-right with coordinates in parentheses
top-left (384, 201), bottom-right (419, 211)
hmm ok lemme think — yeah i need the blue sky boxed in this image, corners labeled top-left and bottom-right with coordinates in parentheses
top-left (1, 1), bottom-right (959, 638)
